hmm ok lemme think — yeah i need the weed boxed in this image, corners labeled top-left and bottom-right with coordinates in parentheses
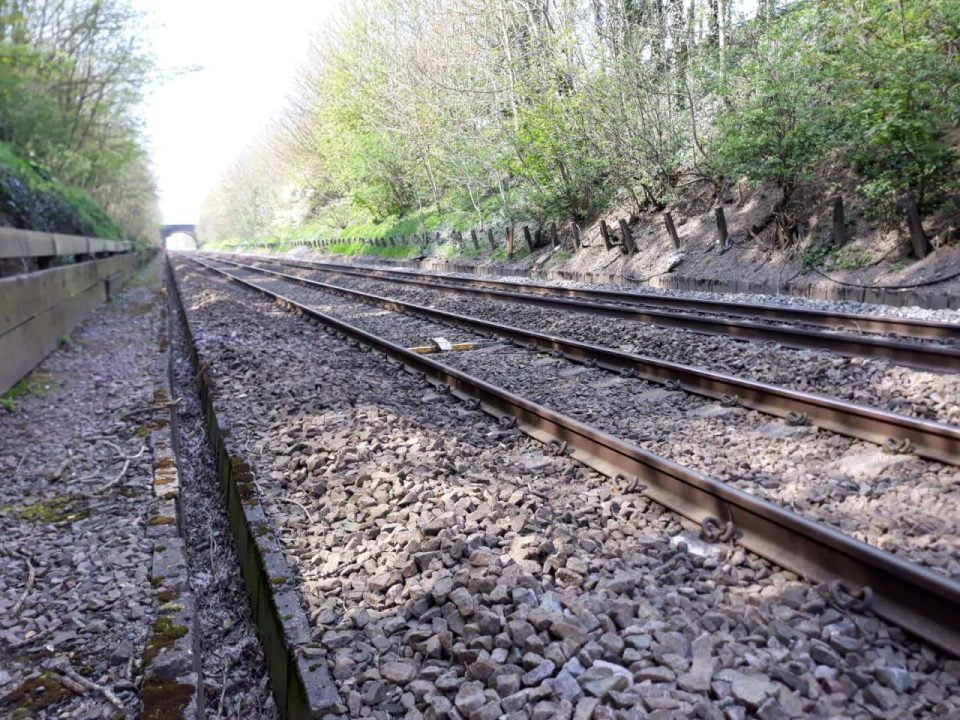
top-left (546, 249), bottom-right (572, 268)
top-left (2, 671), bottom-right (70, 715)
top-left (1, 372), bottom-right (57, 412)
top-left (828, 249), bottom-right (875, 271)
top-left (139, 677), bottom-right (194, 720)
top-left (14, 495), bottom-right (87, 524)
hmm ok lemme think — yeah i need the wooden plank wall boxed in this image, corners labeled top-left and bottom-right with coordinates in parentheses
top-left (0, 253), bottom-right (142, 394)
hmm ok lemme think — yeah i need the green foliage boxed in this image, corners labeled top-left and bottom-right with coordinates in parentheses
top-left (508, 95), bottom-right (614, 221)
top-left (0, 141), bottom-right (124, 239)
top-left (829, 0), bottom-right (960, 210)
top-left (545, 249), bottom-right (573, 268)
top-left (0, 1), bottom-right (158, 241)
top-left (710, 9), bottom-right (835, 192)
top-left (436, 241), bottom-right (481, 261)
top-left (203, 0), bottom-right (960, 249)
top-left (713, 0), bottom-right (959, 213)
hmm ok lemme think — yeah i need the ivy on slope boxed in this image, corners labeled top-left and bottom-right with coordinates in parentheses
top-left (0, 142), bottom-right (124, 241)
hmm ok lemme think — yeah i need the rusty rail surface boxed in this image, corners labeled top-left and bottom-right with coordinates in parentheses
top-left (182, 253), bottom-right (960, 658)
top-left (227, 253), bottom-right (960, 373)
top-left (210, 255), bottom-right (960, 466)
top-left (259, 254), bottom-right (960, 340)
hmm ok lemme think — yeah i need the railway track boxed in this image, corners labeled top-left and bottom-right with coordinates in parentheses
top-left (209, 255), bottom-right (960, 467)
top-left (181, 253), bottom-right (960, 660)
top-left (225, 252), bottom-right (960, 373)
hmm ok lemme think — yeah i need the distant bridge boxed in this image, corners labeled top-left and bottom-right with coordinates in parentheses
top-left (160, 224), bottom-right (198, 247)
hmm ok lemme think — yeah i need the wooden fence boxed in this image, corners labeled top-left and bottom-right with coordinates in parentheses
top-left (0, 228), bottom-right (140, 394)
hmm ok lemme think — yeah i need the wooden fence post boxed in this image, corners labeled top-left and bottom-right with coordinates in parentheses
top-left (715, 207), bottom-right (729, 253)
top-left (618, 219), bottom-right (636, 255)
top-left (573, 224), bottom-right (582, 250)
top-left (523, 225), bottom-right (534, 252)
top-left (831, 196), bottom-right (847, 247)
top-left (600, 220), bottom-right (613, 251)
top-left (487, 228), bottom-right (496, 251)
top-left (663, 212), bottom-right (681, 250)
top-left (900, 193), bottom-right (929, 259)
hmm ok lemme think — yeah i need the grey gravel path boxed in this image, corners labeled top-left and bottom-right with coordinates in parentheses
top-left (0, 260), bottom-right (163, 719)
top-left (173, 257), bottom-right (960, 720)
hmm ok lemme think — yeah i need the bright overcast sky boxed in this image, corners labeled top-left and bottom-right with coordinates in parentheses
top-left (136, 1), bottom-right (337, 224)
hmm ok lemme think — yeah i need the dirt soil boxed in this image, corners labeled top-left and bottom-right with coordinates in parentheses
top-left (350, 174), bottom-right (960, 301)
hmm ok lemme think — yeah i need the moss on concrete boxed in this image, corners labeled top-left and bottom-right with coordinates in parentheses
top-left (143, 616), bottom-right (188, 666)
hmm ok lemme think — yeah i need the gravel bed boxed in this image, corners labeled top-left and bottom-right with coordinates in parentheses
top-left (174, 257), bottom-right (960, 720)
top-left (207, 260), bottom-right (960, 580)
top-left (283, 250), bottom-right (960, 324)
top-left (167, 288), bottom-right (277, 718)
top-left (0, 260), bottom-right (163, 718)
top-left (251, 258), bottom-right (960, 426)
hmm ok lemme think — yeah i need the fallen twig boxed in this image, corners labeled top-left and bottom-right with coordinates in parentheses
top-left (273, 496), bottom-right (314, 523)
top-left (8, 619), bottom-right (60, 649)
top-left (99, 443), bottom-right (145, 492)
top-left (13, 451), bottom-right (27, 478)
top-left (216, 661), bottom-right (230, 720)
top-left (51, 661), bottom-right (125, 711)
top-left (118, 398), bottom-right (181, 420)
top-left (104, 441), bottom-right (147, 461)
top-left (11, 553), bottom-right (35, 617)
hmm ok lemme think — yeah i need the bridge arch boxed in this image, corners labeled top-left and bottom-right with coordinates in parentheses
top-left (160, 224), bottom-right (199, 249)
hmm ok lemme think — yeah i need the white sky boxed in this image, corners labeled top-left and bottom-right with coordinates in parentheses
top-left (136, 1), bottom-right (337, 224)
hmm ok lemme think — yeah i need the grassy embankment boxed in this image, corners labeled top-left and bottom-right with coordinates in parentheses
top-left (204, 194), bottom-right (531, 262)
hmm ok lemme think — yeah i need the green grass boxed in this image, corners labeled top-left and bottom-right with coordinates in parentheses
top-left (803, 243), bottom-right (877, 272)
top-left (210, 189), bottom-right (546, 265)
top-left (435, 242), bottom-right (483, 261)
top-left (491, 245), bottom-right (530, 262)
top-left (828, 249), bottom-right (876, 271)
top-left (325, 241), bottom-right (421, 259)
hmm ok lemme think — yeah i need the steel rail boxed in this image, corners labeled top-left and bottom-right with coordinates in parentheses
top-left (182, 254), bottom-right (960, 657)
top-left (210, 255), bottom-right (960, 466)
top-left (225, 253), bottom-right (960, 373)
top-left (246, 254), bottom-right (960, 341)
